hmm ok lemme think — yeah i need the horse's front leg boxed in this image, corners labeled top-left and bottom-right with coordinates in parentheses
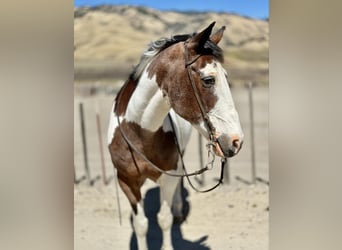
top-left (133, 202), bottom-right (148, 250)
top-left (157, 173), bottom-right (181, 250)
top-left (118, 175), bottom-right (148, 250)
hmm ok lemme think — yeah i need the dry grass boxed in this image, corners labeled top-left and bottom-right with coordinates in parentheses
top-left (74, 6), bottom-right (269, 85)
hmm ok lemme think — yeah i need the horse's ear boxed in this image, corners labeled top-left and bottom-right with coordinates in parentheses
top-left (210, 26), bottom-right (225, 45)
top-left (188, 21), bottom-right (216, 51)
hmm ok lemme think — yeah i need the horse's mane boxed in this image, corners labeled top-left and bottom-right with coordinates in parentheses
top-left (132, 34), bottom-right (192, 80)
top-left (114, 32), bottom-right (223, 115)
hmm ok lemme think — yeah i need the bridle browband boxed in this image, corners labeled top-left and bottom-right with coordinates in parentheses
top-left (115, 41), bottom-right (227, 192)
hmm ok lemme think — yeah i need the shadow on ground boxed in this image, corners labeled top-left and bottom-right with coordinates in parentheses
top-left (130, 185), bottom-right (210, 250)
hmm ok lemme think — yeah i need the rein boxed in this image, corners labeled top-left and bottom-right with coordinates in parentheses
top-left (116, 115), bottom-right (208, 178)
top-left (167, 113), bottom-right (226, 193)
top-left (117, 114), bottom-right (226, 192)
top-left (115, 41), bottom-right (227, 192)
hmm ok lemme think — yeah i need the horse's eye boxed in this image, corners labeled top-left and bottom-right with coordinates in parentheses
top-left (201, 76), bottom-right (215, 88)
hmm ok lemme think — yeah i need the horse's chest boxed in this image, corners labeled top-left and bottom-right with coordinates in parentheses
top-left (110, 122), bottom-right (179, 177)
top-left (142, 129), bottom-right (179, 170)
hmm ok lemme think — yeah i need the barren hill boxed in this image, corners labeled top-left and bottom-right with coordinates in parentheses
top-left (74, 5), bottom-right (269, 85)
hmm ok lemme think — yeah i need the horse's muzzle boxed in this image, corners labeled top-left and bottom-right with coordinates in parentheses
top-left (215, 133), bottom-right (243, 158)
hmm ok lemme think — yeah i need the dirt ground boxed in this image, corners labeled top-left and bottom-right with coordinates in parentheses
top-left (74, 85), bottom-right (269, 250)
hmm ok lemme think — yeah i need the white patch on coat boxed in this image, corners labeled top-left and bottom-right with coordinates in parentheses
top-left (132, 202), bottom-right (148, 250)
top-left (140, 88), bottom-right (170, 131)
top-left (125, 67), bottom-right (173, 132)
top-left (125, 69), bottom-right (159, 125)
top-left (199, 61), bottom-right (244, 139)
top-left (157, 200), bottom-right (173, 249)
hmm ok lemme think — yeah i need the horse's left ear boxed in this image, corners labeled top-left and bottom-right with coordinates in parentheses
top-left (188, 22), bottom-right (216, 51)
top-left (210, 26), bottom-right (226, 45)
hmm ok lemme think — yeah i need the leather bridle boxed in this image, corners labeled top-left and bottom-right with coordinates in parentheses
top-left (115, 41), bottom-right (227, 192)
top-left (183, 41), bottom-right (217, 143)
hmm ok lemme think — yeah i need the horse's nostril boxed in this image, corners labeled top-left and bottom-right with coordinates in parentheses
top-left (216, 134), bottom-right (243, 158)
top-left (232, 139), bottom-right (240, 151)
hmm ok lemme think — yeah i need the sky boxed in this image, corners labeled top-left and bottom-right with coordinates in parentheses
top-left (74, 0), bottom-right (269, 19)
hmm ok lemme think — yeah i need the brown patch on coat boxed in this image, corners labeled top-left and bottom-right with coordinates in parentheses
top-left (109, 120), bottom-right (178, 212)
top-left (147, 42), bottom-right (218, 124)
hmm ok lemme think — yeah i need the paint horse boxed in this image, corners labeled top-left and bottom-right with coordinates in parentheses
top-left (108, 22), bottom-right (244, 250)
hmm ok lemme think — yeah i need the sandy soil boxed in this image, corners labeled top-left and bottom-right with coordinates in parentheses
top-left (74, 86), bottom-right (269, 250)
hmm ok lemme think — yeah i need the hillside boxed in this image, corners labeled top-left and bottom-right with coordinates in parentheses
top-left (74, 5), bottom-right (269, 85)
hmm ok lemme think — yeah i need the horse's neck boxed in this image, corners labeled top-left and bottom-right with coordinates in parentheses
top-left (125, 68), bottom-right (170, 132)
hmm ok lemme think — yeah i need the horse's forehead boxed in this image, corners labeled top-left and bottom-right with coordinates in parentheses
top-left (198, 61), bottom-right (217, 76)
top-left (198, 59), bottom-right (227, 76)
top-left (195, 56), bottom-right (217, 70)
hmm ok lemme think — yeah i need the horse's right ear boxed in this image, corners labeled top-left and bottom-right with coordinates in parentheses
top-left (210, 26), bottom-right (226, 45)
top-left (188, 22), bottom-right (216, 51)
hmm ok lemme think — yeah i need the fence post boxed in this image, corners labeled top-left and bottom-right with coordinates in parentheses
top-left (74, 164), bottom-right (86, 184)
top-left (95, 101), bottom-right (111, 185)
top-left (79, 102), bottom-right (92, 186)
top-left (79, 102), bottom-right (100, 186)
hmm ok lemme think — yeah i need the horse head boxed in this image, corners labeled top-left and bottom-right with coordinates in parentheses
top-left (147, 22), bottom-right (244, 158)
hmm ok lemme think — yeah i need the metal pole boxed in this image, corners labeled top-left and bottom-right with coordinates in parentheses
top-left (248, 81), bottom-right (257, 184)
top-left (79, 102), bottom-right (92, 186)
top-left (96, 102), bottom-right (109, 185)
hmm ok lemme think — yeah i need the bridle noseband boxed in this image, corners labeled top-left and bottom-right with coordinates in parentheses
top-left (116, 41), bottom-right (227, 193)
